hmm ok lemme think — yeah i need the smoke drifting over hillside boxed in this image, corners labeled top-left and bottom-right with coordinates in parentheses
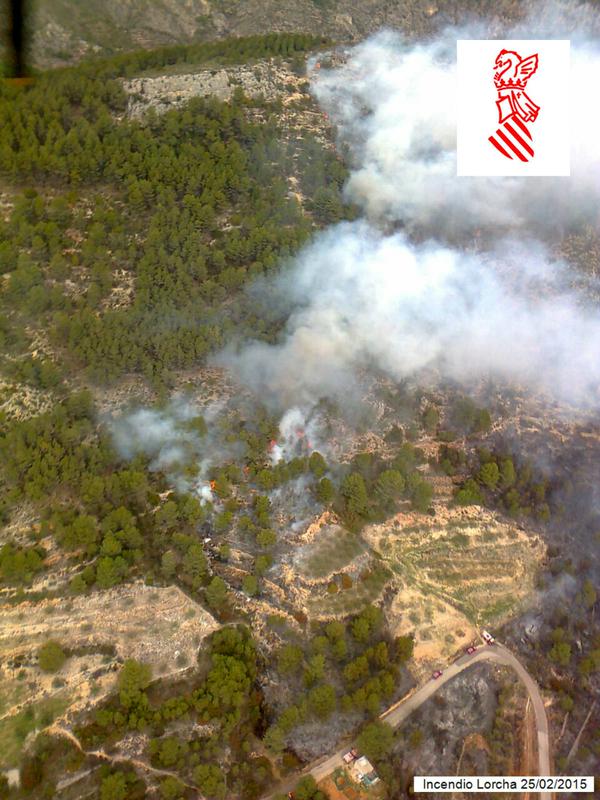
top-left (111, 399), bottom-right (230, 502)
top-left (312, 7), bottom-right (600, 236)
top-left (221, 2), bottom-right (600, 411)
top-left (223, 225), bottom-right (600, 407)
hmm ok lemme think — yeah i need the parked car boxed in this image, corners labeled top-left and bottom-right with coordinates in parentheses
top-left (482, 630), bottom-right (495, 644)
top-left (432, 670), bottom-right (443, 679)
top-left (466, 645), bottom-right (477, 654)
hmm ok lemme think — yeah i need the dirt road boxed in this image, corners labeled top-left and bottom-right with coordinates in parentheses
top-left (267, 642), bottom-right (551, 800)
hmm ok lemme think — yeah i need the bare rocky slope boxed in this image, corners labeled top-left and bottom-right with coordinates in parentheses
top-left (25, 0), bottom-right (530, 67)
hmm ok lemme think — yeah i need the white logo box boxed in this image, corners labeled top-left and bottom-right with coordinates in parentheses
top-left (457, 39), bottom-right (570, 177)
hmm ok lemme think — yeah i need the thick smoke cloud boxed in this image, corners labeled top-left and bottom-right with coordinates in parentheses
top-left (222, 224), bottom-right (600, 408)
top-left (111, 399), bottom-right (230, 502)
top-left (219, 2), bottom-right (600, 410)
top-left (311, 5), bottom-right (600, 237)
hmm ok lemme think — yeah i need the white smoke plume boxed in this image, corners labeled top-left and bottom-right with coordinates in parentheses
top-left (219, 2), bottom-right (600, 412)
top-left (222, 224), bottom-right (600, 408)
top-left (269, 407), bottom-right (327, 464)
top-left (311, 6), bottom-right (600, 237)
top-left (110, 398), bottom-right (227, 503)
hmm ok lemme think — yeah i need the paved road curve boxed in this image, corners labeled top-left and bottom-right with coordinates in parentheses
top-left (267, 642), bottom-right (551, 800)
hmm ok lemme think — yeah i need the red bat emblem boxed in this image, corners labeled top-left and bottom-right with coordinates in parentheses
top-left (489, 49), bottom-right (540, 162)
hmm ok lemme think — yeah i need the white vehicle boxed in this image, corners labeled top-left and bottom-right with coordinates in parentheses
top-left (482, 630), bottom-right (495, 644)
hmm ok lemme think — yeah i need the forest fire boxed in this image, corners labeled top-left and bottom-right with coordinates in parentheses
top-left (4, 7), bottom-right (600, 795)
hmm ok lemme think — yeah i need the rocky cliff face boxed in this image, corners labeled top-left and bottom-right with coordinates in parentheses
top-left (27, 0), bottom-right (529, 67)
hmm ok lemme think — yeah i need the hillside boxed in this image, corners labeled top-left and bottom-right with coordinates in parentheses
top-left (22, 0), bottom-right (531, 67)
top-left (1, 10), bottom-right (600, 800)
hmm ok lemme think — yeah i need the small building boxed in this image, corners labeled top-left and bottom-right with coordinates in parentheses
top-left (351, 756), bottom-right (380, 787)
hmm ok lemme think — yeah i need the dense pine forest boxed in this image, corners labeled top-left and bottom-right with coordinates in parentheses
top-left (0, 33), bottom-right (385, 800)
top-left (0, 32), bottom-right (345, 387)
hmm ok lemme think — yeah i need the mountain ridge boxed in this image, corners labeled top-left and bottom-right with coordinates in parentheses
top-left (25, 0), bottom-right (526, 67)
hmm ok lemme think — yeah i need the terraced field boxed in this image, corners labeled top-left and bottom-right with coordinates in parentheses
top-left (377, 512), bottom-right (545, 626)
top-left (306, 563), bottom-right (393, 619)
top-left (0, 583), bottom-right (220, 766)
top-left (296, 526), bottom-right (366, 580)
top-left (0, 583), bottom-right (218, 668)
top-left (289, 524), bottom-right (395, 619)
top-left (360, 508), bottom-right (545, 664)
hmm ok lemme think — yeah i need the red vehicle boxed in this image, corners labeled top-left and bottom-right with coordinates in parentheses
top-left (466, 646), bottom-right (477, 654)
top-left (432, 670), bottom-right (443, 679)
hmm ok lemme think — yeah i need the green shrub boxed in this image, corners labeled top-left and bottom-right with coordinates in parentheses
top-left (38, 640), bottom-right (66, 673)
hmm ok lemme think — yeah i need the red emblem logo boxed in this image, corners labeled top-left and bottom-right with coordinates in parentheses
top-left (489, 49), bottom-right (540, 162)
